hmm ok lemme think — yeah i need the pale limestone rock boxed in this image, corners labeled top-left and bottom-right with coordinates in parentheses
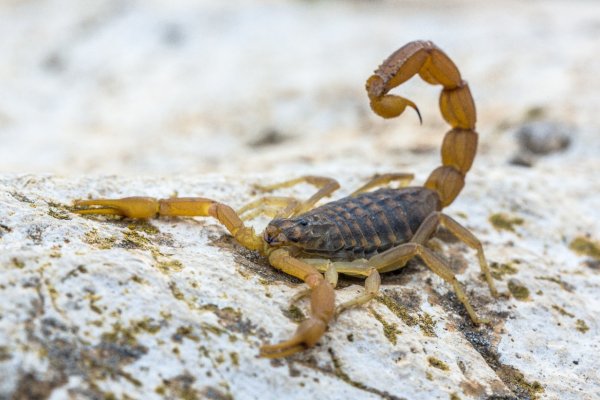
top-left (1, 0), bottom-right (600, 399)
top-left (0, 164), bottom-right (599, 399)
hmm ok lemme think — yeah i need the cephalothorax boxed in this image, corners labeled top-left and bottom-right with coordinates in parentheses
top-left (74, 41), bottom-right (498, 358)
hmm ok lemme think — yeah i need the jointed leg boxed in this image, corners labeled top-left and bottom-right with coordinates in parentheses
top-left (350, 173), bottom-right (414, 196)
top-left (289, 260), bottom-right (338, 305)
top-left (367, 242), bottom-right (486, 324)
top-left (255, 176), bottom-right (340, 216)
top-left (335, 268), bottom-right (381, 316)
top-left (410, 212), bottom-right (498, 297)
top-left (237, 196), bottom-right (300, 221)
top-left (260, 249), bottom-right (337, 358)
top-left (73, 197), bottom-right (264, 251)
top-left (303, 258), bottom-right (381, 317)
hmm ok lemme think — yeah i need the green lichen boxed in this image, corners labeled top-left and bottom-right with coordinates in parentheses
top-left (153, 374), bottom-right (202, 400)
top-left (229, 352), bottom-right (239, 367)
top-left (49, 246), bottom-right (62, 258)
top-left (11, 257), bottom-right (25, 269)
top-left (508, 279), bottom-right (530, 300)
top-left (575, 319), bottom-right (589, 333)
top-left (127, 220), bottom-right (160, 235)
top-left (47, 201), bottom-right (72, 220)
top-left (10, 191), bottom-right (33, 203)
top-left (133, 318), bottom-right (162, 334)
top-left (535, 275), bottom-right (573, 292)
top-left (122, 225), bottom-right (183, 274)
top-left (101, 322), bottom-right (140, 348)
top-left (490, 261), bottom-right (518, 280)
top-left (63, 265), bottom-right (88, 281)
top-left (569, 236), bottom-right (600, 260)
top-left (130, 275), bottom-right (146, 284)
top-left (552, 305), bottom-right (575, 318)
top-left (0, 346), bottom-right (11, 361)
top-left (283, 304), bottom-right (305, 323)
top-left (428, 356), bottom-right (449, 371)
top-left (84, 229), bottom-right (117, 249)
top-left (169, 282), bottom-right (185, 301)
top-left (376, 295), bottom-right (417, 326)
top-left (122, 229), bottom-right (152, 249)
top-left (173, 326), bottom-right (200, 342)
top-left (489, 213), bottom-right (524, 232)
top-left (418, 312), bottom-right (436, 337)
top-left (501, 368), bottom-right (544, 400)
top-left (152, 249), bottom-right (184, 273)
top-left (370, 307), bottom-right (400, 345)
top-left (119, 371), bottom-right (142, 387)
top-left (200, 322), bottom-right (226, 337)
top-left (86, 293), bottom-right (103, 314)
top-left (456, 211), bottom-right (468, 220)
top-left (376, 294), bottom-right (436, 336)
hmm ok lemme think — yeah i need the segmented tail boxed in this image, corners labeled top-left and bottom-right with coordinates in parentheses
top-left (366, 40), bottom-right (478, 208)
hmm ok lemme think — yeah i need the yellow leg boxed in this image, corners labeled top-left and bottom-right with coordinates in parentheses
top-left (302, 258), bottom-right (382, 317)
top-left (367, 242), bottom-right (487, 324)
top-left (289, 261), bottom-right (338, 305)
top-left (350, 173), bottom-right (414, 196)
top-left (410, 212), bottom-right (498, 297)
top-left (335, 268), bottom-right (381, 316)
top-left (73, 197), bottom-right (264, 251)
top-left (256, 175), bottom-right (340, 216)
top-left (259, 249), bottom-right (336, 358)
top-left (237, 196), bottom-right (300, 221)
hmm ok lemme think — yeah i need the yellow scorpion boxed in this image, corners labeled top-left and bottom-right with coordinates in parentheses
top-left (74, 41), bottom-right (497, 358)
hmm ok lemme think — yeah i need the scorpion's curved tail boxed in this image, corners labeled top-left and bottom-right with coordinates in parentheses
top-left (366, 40), bottom-right (477, 208)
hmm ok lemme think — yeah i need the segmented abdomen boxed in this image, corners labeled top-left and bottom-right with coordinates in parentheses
top-left (293, 187), bottom-right (440, 260)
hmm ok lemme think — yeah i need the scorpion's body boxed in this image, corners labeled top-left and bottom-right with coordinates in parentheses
top-left (74, 40), bottom-right (499, 359)
top-left (268, 187), bottom-right (440, 262)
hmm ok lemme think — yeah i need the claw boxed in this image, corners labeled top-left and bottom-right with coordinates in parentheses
top-left (259, 318), bottom-right (327, 358)
top-left (259, 278), bottom-right (335, 358)
top-left (73, 197), bottom-right (159, 218)
top-left (368, 94), bottom-right (422, 124)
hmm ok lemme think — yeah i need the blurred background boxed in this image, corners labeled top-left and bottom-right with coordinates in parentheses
top-left (0, 0), bottom-right (598, 176)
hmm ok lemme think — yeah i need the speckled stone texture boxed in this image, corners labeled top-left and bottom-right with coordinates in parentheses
top-left (1, 161), bottom-right (599, 399)
top-left (1, 0), bottom-right (599, 399)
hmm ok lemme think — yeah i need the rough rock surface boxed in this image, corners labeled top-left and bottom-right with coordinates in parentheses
top-left (1, 1), bottom-right (600, 399)
top-left (1, 163), bottom-right (599, 399)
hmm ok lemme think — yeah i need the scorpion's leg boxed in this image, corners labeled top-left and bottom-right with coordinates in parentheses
top-left (335, 268), bottom-right (381, 316)
top-left (303, 258), bottom-right (382, 316)
top-left (350, 173), bottom-right (414, 196)
top-left (289, 261), bottom-right (338, 305)
top-left (366, 243), bottom-right (487, 324)
top-left (260, 249), bottom-right (336, 358)
top-left (411, 212), bottom-right (498, 297)
top-left (238, 196), bottom-right (300, 221)
top-left (73, 197), bottom-right (264, 251)
top-left (256, 176), bottom-right (340, 216)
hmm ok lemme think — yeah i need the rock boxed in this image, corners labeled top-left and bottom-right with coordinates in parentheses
top-left (516, 121), bottom-right (573, 155)
top-left (1, 1), bottom-right (600, 399)
top-left (1, 168), bottom-right (599, 399)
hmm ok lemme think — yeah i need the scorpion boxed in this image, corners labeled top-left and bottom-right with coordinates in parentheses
top-left (74, 40), bottom-right (498, 358)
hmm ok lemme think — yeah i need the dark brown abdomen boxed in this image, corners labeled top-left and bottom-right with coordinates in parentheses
top-left (293, 187), bottom-right (440, 260)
